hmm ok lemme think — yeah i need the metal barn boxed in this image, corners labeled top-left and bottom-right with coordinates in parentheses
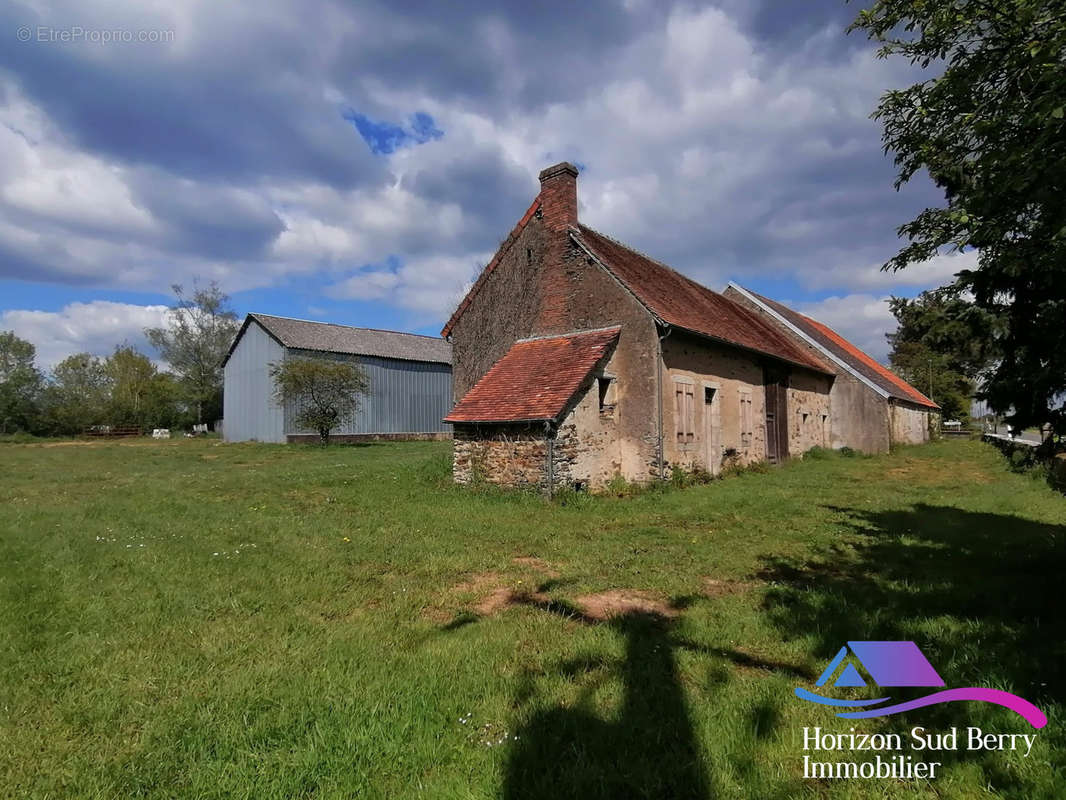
top-left (222, 314), bottom-right (452, 443)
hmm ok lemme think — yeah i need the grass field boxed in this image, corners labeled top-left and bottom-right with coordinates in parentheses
top-left (1, 438), bottom-right (1063, 799)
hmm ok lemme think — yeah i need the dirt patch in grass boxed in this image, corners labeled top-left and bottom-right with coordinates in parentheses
top-left (574, 590), bottom-right (676, 621)
top-left (435, 566), bottom-right (673, 624)
top-left (475, 587), bottom-right (519, 615)
top-left (451, 571), bottom-right (505, 597)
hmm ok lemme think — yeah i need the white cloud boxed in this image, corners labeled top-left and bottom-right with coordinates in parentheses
top-left (0, 301), bottom-right (169, 368)
top-left (326, 251), bottom-right (491, 320)
top-left (805, 249), bottom-right (979, 292)
top-left (0, 0), bottom-right (951, 325)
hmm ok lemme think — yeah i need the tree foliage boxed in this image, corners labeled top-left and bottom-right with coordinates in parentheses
top-left (104, 346), bottom-right (180, 430)
top-left (145, 283), bottom-right (239, 424)
top-left (270, 357), bottom-right (369, 445)
top-left (886, 288), bottom-right (1003, 420)
top-left (0, 331), bottom-right (43, 434)
top-left (42, 353), bottom-right (110, 434)
top-left (851, 0), bottom-right (1066, 433)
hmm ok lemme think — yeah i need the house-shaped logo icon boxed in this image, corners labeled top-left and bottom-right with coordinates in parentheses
top-left (816, 641), bottom-right (945, 689)
top-left (794, 640), bottom-right (1046, 728)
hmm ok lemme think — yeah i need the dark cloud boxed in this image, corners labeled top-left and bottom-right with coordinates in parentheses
top-left (126, 170), bottom-right (286, 259)
top-left (0, 0), bottom-right (949, 357)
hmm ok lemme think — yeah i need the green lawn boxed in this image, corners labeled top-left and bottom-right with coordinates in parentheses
top-left (1, 438), bottom-right (1063, 799)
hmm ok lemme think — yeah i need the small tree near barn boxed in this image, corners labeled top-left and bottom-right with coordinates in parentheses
top-left (270, 357), bottom-right (369, 445)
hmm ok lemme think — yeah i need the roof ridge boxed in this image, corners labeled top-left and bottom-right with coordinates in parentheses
top-left (725, 286), bottom-right (937, 408)
top-left (250, 312), bottom-right (445, 341)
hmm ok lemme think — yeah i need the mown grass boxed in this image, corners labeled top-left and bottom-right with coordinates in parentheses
top-left (1, 438), bottom-right (1063, 799)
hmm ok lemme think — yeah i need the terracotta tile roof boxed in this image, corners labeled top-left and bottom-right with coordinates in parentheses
top-left (799, 314), bottom-right (939, 409)
top-left (572, 225), bottom-right (831, 375)
top-left (223, 314), bottom-right (451, 367)
top-left (444, 327), bottom-right (620, 423)
top-left (441, 197), bottom-right (541, 338)
top-left (738, 288), bottom-right (939, 409)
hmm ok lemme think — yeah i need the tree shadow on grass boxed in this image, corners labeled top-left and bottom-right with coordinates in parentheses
top-left (437, 590), bottom-right (813, 800)
top-left (502, 609), bottom-right (714, 800)
top-left (758, 503), bottom-right (1066, 794)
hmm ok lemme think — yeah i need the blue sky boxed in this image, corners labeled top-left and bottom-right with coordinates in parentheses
top-left (0, 0), bottom-right (973, 367)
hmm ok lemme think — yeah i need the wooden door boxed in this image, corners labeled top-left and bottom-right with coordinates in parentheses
top-left (764, 369), bottom-right (789, 464)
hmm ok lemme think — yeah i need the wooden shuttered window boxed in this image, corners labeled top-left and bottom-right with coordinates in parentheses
top-left (739, 388), bottom-right (753, 447)
top-left (674, 380), bottom-right (695, 443)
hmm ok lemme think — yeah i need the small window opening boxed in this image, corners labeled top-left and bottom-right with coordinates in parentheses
top-left (802, 412), bottom-right (809, 424)
top-left (704, 386), bottom-right (716, 405)
top-left (598, 377), bottom-right (616, 413)
top-left (526, 248), bottom-right (534, 265)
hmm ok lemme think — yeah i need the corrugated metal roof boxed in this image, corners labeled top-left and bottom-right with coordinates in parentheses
top-left (445, 327), bottom-right (620, 423)
top-left (734, 286), bottom-right (939, 409)
top-left (571, 225), bottom-right (832, 375)
top-left (224, 314), bottom-right (452, 366)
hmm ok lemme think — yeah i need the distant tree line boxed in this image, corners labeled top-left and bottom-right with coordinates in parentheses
top-left (886, 288), bottom-right (999, 424)
top-left (0, 284), bottom-right (239, 437)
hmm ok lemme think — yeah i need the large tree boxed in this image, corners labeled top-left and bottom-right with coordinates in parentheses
top-left (270, 357), bottom-right (369, 445)
top-left (104, 346), bottom-right (180, 430)
top-left (0, 331), bottom-right (43, 434)
top-left (145, 283), bottom-right (240, 424)
top-left (851, 1), bottom-right (1066, 435)
top-left (886, 287), bottom-right (1002, 420)
top-left (41, 353), bottom-right (111, 434)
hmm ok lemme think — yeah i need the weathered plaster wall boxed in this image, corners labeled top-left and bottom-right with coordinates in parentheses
top-left (552, 243), bottom-right (662, 481)
top-left (787, 369), bottom-right (833, 455)
top-left (829, 374), bottom-right (891, 453)
top-left (661, 332), bottom-right (767, 472)
top-left (551, 350), bottom-right (629, 488)
top-left (890, 403), bottom-right (933, 445)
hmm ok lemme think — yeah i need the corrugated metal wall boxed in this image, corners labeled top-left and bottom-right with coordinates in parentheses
top-left (223, 321), bottom-right (286, 442)
top-left (283, 350), bottom-right (453, 435)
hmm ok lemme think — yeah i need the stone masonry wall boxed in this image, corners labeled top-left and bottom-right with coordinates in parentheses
top-left (452, 424), bottom-right (549, 488)
top-left (787, 369), bottom-right (832, 455)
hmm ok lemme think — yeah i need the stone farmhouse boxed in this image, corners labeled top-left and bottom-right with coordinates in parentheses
top-left (441, 162), bottom-right (938, 490)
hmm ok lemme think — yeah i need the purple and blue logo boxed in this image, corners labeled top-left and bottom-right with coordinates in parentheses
top-left (794, 641), bottom-right (1046, 729)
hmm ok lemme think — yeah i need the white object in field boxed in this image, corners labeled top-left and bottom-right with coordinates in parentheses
top-left (151, 428), bottom-right (171, 439)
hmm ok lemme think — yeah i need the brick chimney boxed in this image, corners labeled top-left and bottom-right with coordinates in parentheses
top-left (538, 162), bottom-right (579, 231)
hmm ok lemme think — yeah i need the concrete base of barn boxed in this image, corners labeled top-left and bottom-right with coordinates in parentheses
top-left (286, 432), bottom-right (452, 444)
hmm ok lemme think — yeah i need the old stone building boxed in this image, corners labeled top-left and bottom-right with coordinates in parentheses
top-left (442, 162), bottom-right (881, 490)
top-left (723, 284), bottom-right (940, 452)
